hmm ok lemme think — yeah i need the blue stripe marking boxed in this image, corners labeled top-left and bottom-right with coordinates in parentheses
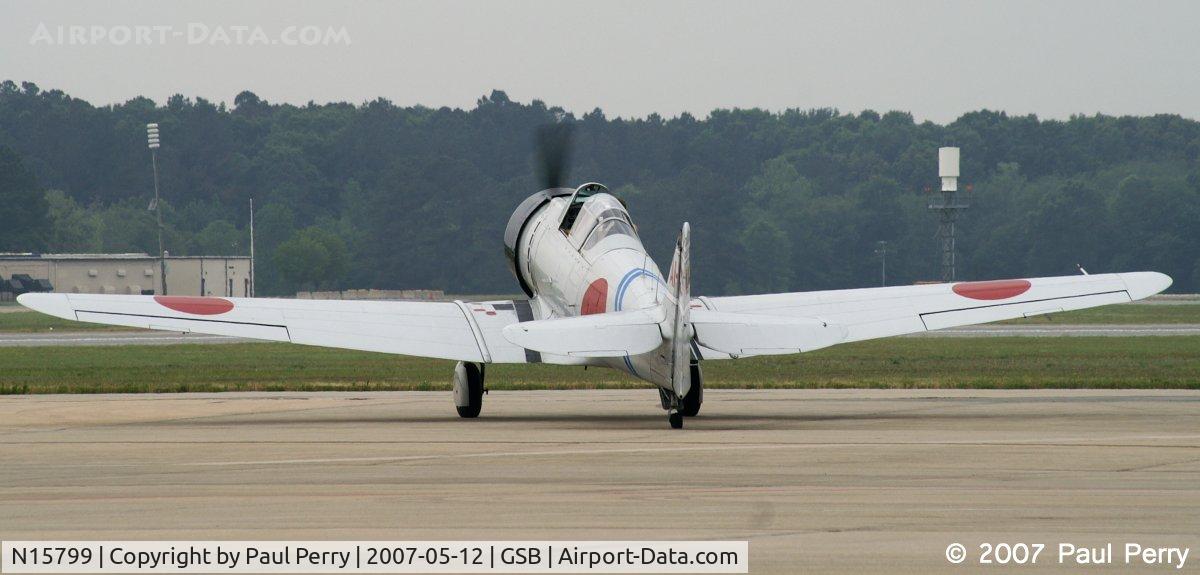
top-left (614, 266), bottom-right (667, 378)
top-left (614, 268), bottom-right (666, 312)
top-left (613, 268), bottom-right (641, 312)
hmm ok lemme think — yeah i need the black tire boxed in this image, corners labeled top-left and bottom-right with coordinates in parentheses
top-left (669, 410), bottom-right (684, 429)
top-left (456, 362), bottom-right (484, 418)
top-left (680, 363), bottom-right (703, 417)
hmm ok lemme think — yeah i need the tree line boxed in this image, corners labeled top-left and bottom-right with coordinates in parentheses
top-left (1, 80), bottom-right (1197, 295)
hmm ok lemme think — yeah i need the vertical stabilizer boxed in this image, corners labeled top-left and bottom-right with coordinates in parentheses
top-left (666, 222), bottom-right (692, 399)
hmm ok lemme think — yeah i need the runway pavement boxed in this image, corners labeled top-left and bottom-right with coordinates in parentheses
top-left (1, 390), bottom-right (1197, 573)
top-left (2, 323), bottom-right (1199, 347)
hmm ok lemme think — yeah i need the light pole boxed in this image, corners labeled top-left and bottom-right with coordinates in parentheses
top-left (249, 196), bottom-right (255, 297)
top-left (147, 123), bottom-right (166, 295)
top-left (874, 240), bottom-right (890, 287)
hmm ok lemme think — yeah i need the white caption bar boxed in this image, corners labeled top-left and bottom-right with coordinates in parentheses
top-left (2, 541), bottom-right (748, 574)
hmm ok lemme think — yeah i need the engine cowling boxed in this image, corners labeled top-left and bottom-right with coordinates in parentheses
top-left (503, 188), bottom-right (573, 297)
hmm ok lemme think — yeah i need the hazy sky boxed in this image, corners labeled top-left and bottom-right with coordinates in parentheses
top-left (3, 0), bottom-right (1199, 123)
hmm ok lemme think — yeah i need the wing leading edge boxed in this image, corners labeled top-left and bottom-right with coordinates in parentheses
top-left (693, 271), bottom-right (1171, 359)
top-left (16, 293), bottom-right (542, 363)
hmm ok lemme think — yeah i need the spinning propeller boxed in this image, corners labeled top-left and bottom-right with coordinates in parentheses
top-left (536, 122), bottom-right (574, 189)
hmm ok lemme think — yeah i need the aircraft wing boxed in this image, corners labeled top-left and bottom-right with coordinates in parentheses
top-left (691, 271), bottom-right (1171, 359)
top-left (16, 293), bottom-right (545, 363)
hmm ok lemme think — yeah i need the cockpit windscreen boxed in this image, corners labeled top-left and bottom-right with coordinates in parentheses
top-left (582, 216), bottom-right (636, 250)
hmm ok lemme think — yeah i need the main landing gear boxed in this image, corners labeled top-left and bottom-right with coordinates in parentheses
top-left (681, 362), bottom-right (704, 417)
top-left (659, 362), bottom-right (704, 429)
top-left (453, 361), bottom-right (485, 418)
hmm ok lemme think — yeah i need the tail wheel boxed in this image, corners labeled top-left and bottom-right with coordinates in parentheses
top-left (680, 362), bottom-right (703, 417)
top-left (453, 361), bottom-right (484, 418)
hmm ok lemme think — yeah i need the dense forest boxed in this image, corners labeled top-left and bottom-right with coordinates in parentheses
top-left (0, 80), bottom-right (1197, 295)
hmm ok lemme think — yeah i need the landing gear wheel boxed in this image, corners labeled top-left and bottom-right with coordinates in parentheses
top-left (453, 361), bottom-right (484, 418)
top-left (680, 363), bottom-right (703, 417)
top-left (668, 409), bottom-right (684, 429)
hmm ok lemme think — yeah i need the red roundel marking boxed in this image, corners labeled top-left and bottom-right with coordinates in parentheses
top-left (154, 295), bottom-right (234, 315)
top-left (581, 278), bottom-right (608, 315)
top-left (952, 279), bottom-right (1032, 300)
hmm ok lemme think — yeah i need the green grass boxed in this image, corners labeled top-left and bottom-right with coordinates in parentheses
top-left (0, 311), bottom-right (135, 332)
top-left (2, 336), bottom-right (1197, 394)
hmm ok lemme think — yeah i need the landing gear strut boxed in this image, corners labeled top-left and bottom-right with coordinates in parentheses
top-left (659, 361), bottom-right (703, 429)
top-left (453, 361), bottom-right (485, 418)
top-left (658, 391), bottom-right (685, 429)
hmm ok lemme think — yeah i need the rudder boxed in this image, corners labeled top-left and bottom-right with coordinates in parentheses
top-left (666, 222), bottom-right (692, 399)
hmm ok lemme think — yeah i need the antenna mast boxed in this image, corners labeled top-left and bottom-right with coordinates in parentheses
top-left (928, 147), bottom-right (968, 282)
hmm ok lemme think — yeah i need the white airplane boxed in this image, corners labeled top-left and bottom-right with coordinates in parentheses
top-left (18, 133), bottom-right (1173, 428)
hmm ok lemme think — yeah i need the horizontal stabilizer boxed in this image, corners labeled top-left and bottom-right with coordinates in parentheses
top-left (691, 310), bottom-right (847, 356)
top-left (502, 309), bottom-right (664, 357)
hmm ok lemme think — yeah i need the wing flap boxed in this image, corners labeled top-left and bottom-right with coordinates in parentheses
top-left (280, 302), bottom-right (484, 358)
top-left (691, 310), bottom-right (847, 356)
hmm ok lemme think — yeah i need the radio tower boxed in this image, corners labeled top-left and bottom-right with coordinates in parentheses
top-left (928, 147), bottom-right (968, 282)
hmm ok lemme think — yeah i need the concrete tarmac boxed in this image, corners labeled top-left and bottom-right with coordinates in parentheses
top-left (1, 390), bottom-right (1197, 573)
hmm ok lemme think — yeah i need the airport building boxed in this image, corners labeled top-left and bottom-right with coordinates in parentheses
top-left (0, 253), bottom-right (252, 298)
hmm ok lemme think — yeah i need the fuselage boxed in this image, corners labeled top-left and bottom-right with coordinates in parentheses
top-left (505, 186), bottom-right (676, 385)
